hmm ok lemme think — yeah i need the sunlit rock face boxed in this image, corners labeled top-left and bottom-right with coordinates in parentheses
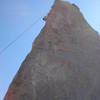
top-left (4, 0), bottom-right (100, 100)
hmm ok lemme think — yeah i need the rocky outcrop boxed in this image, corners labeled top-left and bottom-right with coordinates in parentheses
top-left (4, 0), bottom-right (100, 100)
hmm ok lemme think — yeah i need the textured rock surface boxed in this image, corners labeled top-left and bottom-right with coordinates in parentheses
top-left (4, 0), bottom-right (100, 100)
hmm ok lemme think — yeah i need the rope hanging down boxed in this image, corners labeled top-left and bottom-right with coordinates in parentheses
top-left (0, 16), bottom-right (42, 55)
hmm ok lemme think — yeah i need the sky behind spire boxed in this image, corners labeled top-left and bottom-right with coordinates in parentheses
top-left (0, 0), bottom-right (100, 99)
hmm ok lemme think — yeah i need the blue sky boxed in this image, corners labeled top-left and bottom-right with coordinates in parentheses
top-left (0, 0), bottom-right (100, 99)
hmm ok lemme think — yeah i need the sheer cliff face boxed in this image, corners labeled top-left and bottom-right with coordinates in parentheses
top-left (4, 0), bottom-right (100, 100)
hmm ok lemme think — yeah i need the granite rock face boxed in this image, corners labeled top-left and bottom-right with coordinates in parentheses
top-left (4, 0), bottom-right (100, 100)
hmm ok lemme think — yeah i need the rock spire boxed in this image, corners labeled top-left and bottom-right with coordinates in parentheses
top-left (4, 0), bottom-right (100, 100)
